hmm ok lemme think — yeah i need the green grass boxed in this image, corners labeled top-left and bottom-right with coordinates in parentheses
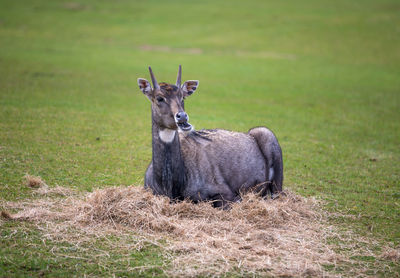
top-left (1, 0), bottom-right (399, 276)
top-left (0, 222), bottom-right (166, 277)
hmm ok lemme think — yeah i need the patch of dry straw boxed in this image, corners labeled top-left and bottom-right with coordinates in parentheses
top-left (24, 174), bottom-right (74, 196)
top-left (2, 182), bottom-right (397, 277)
top-left (81, 187), bottom-right (343, 276)
top-left (24, 174), bottom-right (47, 188)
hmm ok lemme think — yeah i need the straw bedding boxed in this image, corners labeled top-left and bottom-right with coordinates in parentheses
top-left (1, 176), bottom-right (397, 277)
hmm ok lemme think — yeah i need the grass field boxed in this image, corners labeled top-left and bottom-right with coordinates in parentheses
top-left (0, 0), bottom-right (399, 276)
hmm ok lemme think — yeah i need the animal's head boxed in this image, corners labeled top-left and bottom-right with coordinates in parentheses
top-left (138, 65), bottom-right (199, 132)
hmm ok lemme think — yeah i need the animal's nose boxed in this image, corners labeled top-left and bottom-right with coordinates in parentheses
top-left (175, 112), bottom-right (188, 123)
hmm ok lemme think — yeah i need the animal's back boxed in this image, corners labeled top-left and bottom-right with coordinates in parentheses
top-left (179, 129), bottom-right (267, 201)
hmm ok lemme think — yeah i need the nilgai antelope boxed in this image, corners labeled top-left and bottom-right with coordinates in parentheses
top-left (137, 66), bottom-right (283, 207)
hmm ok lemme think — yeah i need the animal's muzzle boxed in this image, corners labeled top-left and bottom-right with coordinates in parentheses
top-left (175, 111), bottom-right (188, 123)
top-left (175, 112), bottom-right (192, 131)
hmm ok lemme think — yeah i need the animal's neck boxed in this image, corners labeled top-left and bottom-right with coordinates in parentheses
top-left (151, 118), bottom-right (186, 200)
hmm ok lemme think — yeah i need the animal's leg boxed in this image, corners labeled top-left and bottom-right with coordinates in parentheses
top-left (206, 185), bottom-right (236, 209)
top-left (145, 163), bottom-right (164, 196)
top-left (144, 163), bottom-right (153, 189)
top-left (248, 127), bottom-right (283, 195)
top-left (250, 181), bottom-right (272, 197)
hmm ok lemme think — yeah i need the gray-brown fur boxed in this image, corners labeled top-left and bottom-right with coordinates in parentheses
top-left (138, 66), bottom-right (283, 207)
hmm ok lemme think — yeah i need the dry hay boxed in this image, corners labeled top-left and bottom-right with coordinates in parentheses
top-left (23, 174), bottom-right (75, 196)
top-left (381, 247), bottom-right (400, 262)
top-left (1, 181), bottom-right (397, 277)
top-left (77, 187), bottom-right (338, 276)
top-left (24, 174), bottom-right (47, 188)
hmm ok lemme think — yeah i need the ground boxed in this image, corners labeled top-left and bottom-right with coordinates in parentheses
top-left (0, 0), bottom-right (399, 277)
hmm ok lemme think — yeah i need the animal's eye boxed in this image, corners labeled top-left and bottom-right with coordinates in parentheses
top-left (156, 96), bottom-right (164, 103)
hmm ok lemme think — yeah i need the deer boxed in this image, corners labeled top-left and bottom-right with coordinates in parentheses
top-left (137, 66), bottom-right (283, 207)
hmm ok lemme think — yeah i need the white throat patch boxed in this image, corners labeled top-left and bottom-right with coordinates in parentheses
top-left (159, 129), bottom-right (176, 143)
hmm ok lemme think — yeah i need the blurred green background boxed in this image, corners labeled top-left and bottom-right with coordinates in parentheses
top-left (0, 0), bottom-right (399, 276)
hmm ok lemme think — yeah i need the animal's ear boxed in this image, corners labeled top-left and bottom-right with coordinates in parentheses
top-left (182, 80), bottom-right (199, 97)
top-left (137, 78), bottom-right (152, 99)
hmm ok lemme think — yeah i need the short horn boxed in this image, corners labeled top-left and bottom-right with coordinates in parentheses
top-left (148, 66), bottom-right (160, 89)
top-left (176, 65), bottom-right (182, 87)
